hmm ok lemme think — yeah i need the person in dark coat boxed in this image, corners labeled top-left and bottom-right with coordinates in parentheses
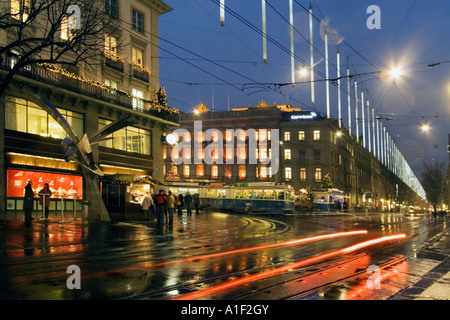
top-left (193, 193), bottom-right (200, 215)
top-left (23, 180), bottom-right (35, 226)
top-left (184, 192), bottom-right (192, 216)
top-left (38, 183), bottom-right (52, 219)
top-left (177, 193), bottom-right (184, 215)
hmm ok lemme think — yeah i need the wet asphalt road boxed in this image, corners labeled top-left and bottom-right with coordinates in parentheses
top-left (0, 211), bottom-right (448, 300)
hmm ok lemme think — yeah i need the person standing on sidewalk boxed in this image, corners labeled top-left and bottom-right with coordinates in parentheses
top-left (154, 190), bottom-right (167, 225)
top-left (193, 193), bottom-right (200, 215)
top-left (38, 183), bottom-right (52, 219)
top-left (140, 192), bottom-right (154, 221)
top-left (23, 180), bottom-right (35, 226)
top-left (185, 192), bottom-right (192, 216)
top-left (166, 190), bottom-right (176, 225)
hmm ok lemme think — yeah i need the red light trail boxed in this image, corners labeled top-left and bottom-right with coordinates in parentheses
top-left (173, 234), bottom-right (406, 300)
top-left (82, 230), bottom-right (367, 280)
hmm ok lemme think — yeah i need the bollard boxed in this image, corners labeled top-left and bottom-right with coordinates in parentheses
top-left (58, 197), bottom-right (68, 224)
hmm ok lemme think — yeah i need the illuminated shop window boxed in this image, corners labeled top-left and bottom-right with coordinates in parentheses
top-left (5, 96), bottom-right (84, 138)
top-left (98, 118), bottom-right (151, 155)
top-left (196, 165), bottom-right (204, 177)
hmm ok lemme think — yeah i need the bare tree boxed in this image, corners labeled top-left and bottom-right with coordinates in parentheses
top-left (421, 160), bottom-right (446, 213)
top-left (0, 0), bottom-right (120, 97)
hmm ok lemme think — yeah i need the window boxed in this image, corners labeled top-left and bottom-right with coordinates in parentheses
top-left (132, 88), bottom-right (144, 111)
top-left (299, 149), bottom-right (306, 161)
top-left (298, 130), bottom-right (305, 140)
top-left (105, 35), bottom-right (117, 56)
top-left (196, 165), bottom-right (204, 177)
top-left (132, 9), bottom-right (144, 33)
top-left (132, 46), bottom-right (144, 67)
top-left (239, 165), bottom-right (246, 179)
top-left (105, 0), bottom-right (118, 17)
top-left (300, 168), bottom-right (306, 181)
top-left (98, 118), bottom-right (151, 155)
top-left (183, 165), bottom-right (190, 177)
top-left (260, 166), bottom-right (267, 179)
top-left (5, 96), bottom-right (84, 138)
top-left (314, 149), bottom-right (320, 160)
top-left (313, 130), bottom-right (321, 140)
top-left (314, 168), bottom-right (322, 182)
top-left (211, 165), bottom-right (219, 178)
top-left (285, 167), bottom-right (292, 180)
top-left (105, 79), bottom-right (118, 95)
top-left (284, 131), bottom-right (291, 141)
top-left (11, 0), bottom-right (30, 21)
top-left (284, 149), bottom-right (291, 160)
top-left (225, 165), bottom-right (232, 179)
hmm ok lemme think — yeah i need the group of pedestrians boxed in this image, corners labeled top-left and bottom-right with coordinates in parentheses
top-left (140, 190), bottom-right (200, 225)
top-left (23, 180), bottom-right (54, 226)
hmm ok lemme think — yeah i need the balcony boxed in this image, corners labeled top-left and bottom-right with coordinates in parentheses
top-left (133, 67), bottom-right (149, 82)
top-left (105, 55), bottom-right (124, 72)
top-left (1, 55), bottom-right (178, 123)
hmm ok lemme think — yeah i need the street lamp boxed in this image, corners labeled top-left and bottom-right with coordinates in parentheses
top-left (389, 66), bottom-right (404, 82)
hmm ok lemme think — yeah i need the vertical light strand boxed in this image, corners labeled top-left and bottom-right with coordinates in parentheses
top-left (325, 31), bottom-right (330, 118)
top-left (354, 80), bottom-right (359, 142)
top-left (376, 117), bottom-right (380, 161)
top-left (289, 0), bottom-right (295, 87)
top-left (337, 51), bottom-right (342, 128)
top-left (262, 0), bottom-right (267, 63)
top-left (220, 0), bottom-right (225, 26)
top-left (372, 107), bottom-right (376, 158)
top-left (347, 67), bottom-right (351, 135)
top-left (367, 101), bottom-right (371, 153)
top-left (361, 91), bottom-right (365, 148)
top-left (309, 5), bottom-right (314, 104)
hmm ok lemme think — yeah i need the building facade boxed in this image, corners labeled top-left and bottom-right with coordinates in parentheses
top-left (0, 0), bottom-right (177, 220)
top-left (164, 102), bottom-right (425, 211)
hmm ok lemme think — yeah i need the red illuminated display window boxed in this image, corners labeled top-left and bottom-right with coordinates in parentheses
top-left (7, 169), bottom-right (83, 199)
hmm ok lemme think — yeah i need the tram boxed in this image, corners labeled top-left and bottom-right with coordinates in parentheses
top-left (166, 182), bottom-right (295, 214)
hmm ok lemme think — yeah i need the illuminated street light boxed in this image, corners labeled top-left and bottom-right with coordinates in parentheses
top-left (298, 66), bottom-right (308, 77)
top-left (389, 66), bottom-right (403, 81)
top-left (420, 122), bottom-right (430, 132)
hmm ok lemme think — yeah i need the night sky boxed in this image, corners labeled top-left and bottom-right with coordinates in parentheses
top-left (159, 0), bottom-right (450, 177)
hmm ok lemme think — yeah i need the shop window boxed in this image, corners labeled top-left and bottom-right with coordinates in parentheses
top-left (7, 169), bottom-right (82, 199)
top-left (98, 118), bottom-right (151, 155)
top-left (196, 164), bottom-right (204, 177)
top-left (5, 96), bottom-right (84, 138)
top-left (225, 165), bottom-right (232, 179)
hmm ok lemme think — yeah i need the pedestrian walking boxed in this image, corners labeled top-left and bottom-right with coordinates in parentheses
top-left (140, 192), bottom-right (154, 221)
top-left (177, 193), bottom-right (184, 215)
top-left (193, 193), bottom-right (200, 215)
top-left (23, 180), bottom-right (35, 226)
top-left (185, 191), bottom-right (192, 216)
top-left (154, 190), bottom-right (167, 225)
top-left (38, 183), bottom-right (52, 219)
top-left (167, 190), bottom-right (176, 225)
